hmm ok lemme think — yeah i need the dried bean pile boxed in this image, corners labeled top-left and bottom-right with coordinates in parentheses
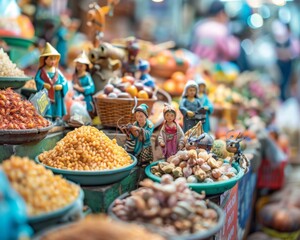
top-left (1, 156), bottom-right (80, 216)
top-left (151, 149), bottom-right (237, 183)
top-left (112, 176), bottom-right (219, 236)
top-left (39, 126), bottom-right (133, 171)
top-left (0, 48), bottom-right (26, 77)
top-left (0, 88), bottom-right (50, 129)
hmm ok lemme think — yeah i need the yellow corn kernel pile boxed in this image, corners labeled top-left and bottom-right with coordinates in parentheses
top-left (1, 156), bottom-right (79, 216)
top-left (39, 126), bottom-right (133, 171)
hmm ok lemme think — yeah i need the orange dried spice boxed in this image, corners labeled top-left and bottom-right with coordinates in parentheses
top-left (39, 126), bottom-right (133, 171)
top-left (0, 88), bottom-right (49, 129)
top-left (1, 156), bottom-right (80, 216)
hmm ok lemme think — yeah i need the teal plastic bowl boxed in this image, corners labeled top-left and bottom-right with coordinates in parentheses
top-left (0, 76), bottom-right (32, 89)
top-left (28, 186), bottom-right (84, 232)
top-left (145, 161), bottom-right (244, 195)
top-left (108, 192), bottom-right (225, 240)
top-left (35, 154), bottom-right (137, 186)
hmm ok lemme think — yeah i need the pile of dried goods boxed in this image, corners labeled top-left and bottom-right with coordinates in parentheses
top-left (0, 88), bottom-right (50, 129)
top-left (38, 126), bottom-right (133, 171)
top-left (1, 156), bottom-right (80, 216)
top-left (0, 48), bottom-right (26, 77)
top-left (112, 175), bottom-right (219, 236)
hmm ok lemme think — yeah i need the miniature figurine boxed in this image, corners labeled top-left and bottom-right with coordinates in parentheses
top-left (72, 51), bottom-right (96, 117)
top-left (126, 104), bottom-right (154, 167)
top-left (179, 81), bottom-right (204, 133)
top-left (196, 77), bottom-right (214, 133)
top-left (138, 59), bottom-right (155, 89)
top-left (35, 42), bottom-right (68, 125)
top-left (123, 37), bottom-right (140, 77)
top-left (226, 130), bottom-right (250, 173)
top-left (158, 103), bottom-right (185, 159)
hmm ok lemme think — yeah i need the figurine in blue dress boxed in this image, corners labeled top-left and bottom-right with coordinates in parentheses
top-left (138, 60), bottom-right (155, 89)
top-left (72, 51), bottom-right (96, 117)
top-left (196, 77), bottom-right (214, 133)
top-left (179, 81), bottom-right (203, 133)
top-left (35, 42), bottom-right (68, 125)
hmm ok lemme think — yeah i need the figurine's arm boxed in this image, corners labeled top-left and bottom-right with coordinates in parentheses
top-left (142, 121), bottom-right (154, 141)
top-left (34, 69), bottom-right (46, 91)
top-left (179, 98), bottom-right (194, 118)
top-left (158, 126), bottom-right (165, 147)
top-left (177, 124), bottom-right (185, 149)
top-left (205, 96), bottom-right (214, 114)
top-left (82, 74), bottom-right (96, 95)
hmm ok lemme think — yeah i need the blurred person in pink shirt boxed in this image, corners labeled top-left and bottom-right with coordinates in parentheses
top-left (190, 1), bottom-right (240, 62)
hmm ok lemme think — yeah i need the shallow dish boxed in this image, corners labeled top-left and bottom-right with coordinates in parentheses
top-left (145, 160), bottom-right (244, 195)
top-left (35, 154), bottom-right (137, 186)
top-left (0, 76), bottom-right (33, 89)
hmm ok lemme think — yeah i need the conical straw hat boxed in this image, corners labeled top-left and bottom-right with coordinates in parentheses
top-left (39, 42), bottom-right (61, 68)
top-left (74, 51), bottom-right (91, 65)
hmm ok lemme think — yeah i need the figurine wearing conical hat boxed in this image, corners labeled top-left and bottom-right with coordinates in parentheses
top-left (72, 51), bottom-right (96, 117)
top-left (34, 42), bottom-right (68, 125)
top-left (126, 104), bottom-right (154, 167)
top-left (158, 103), bottom-right (185, 159)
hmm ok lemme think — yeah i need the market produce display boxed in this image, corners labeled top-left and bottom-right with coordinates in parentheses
top-left (1, 156), bottom-right (80, 216)
top-left (38, 126), bottom-right (133, 171)
top-left (150, 150), bottom-right (237, 183)
top-left (111, 176), bottom-right (223, 237)
top-left (0, 48), bottom-right (26, 77)
top-left (39, 215), bottom-right (165, 240)
top-left (0, 88), bottom-right (50, 129)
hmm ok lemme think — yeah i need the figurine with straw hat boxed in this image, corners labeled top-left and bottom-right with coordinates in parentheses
top-left (35, 42), bottom-right (68, 125)
top-left (72, 51), bottom-right (96, 116)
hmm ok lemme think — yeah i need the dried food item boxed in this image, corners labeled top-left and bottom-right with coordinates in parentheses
top-left (39, 126), bottom-right (133, 171)
top-left (1, 156), bottom-right (80, 216)
top-left (0, 49), bottom-right (26, 77)
top-left (112, 176), bottom-right (219, 236)
top-left (151, 149), bottom-right (237, 183)
top-left (23, 79), bottom-right (36, 90)
top-left (0, 88), bottom-right (50, 129)
top-left (41, 215), bottom-right (165, 240)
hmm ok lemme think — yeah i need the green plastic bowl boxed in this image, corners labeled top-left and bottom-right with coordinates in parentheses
top-left (0, 76), bottom-right (33, 89)
top-left (0, 36), bottom-right (35, 49)
top-left (35, 154), bottom-right (137, 186)
top-left (108, 192), bottom-right (225, 240)
top-left (145, 160), bottom-right (244, 195)
top-left (28, 185), bottom-right (84, 232)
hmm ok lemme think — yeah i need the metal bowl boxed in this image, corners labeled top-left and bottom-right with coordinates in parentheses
top-left (34, 154), bottom-right (137, 186)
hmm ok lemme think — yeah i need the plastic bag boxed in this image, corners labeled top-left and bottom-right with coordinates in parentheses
top-left (69, 101), bottom-right (92, 126)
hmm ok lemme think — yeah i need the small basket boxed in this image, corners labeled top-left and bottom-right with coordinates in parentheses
top-left (257, 158), bottom-right (287, 190)
top-left (93, 91), bottom-right (156, 127)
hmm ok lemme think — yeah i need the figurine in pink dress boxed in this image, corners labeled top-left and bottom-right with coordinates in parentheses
top-left (158, 103), bottom-right (185, 159)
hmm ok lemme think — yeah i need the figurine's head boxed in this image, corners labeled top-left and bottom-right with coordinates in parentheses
top-left (134, 103), bottom-right (148, 125)
top-left (39, 42), bottom-right (60, 68)
top-left (182, 81), bottom-right (199, 98)
top-left (74, 51), bottom-right (91, 72)
top-left (163, 103), bottom-right (176, 123)
top-left (195, 76), bottom-right (207, 94)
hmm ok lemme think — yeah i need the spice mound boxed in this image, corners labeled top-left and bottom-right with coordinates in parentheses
top-left (112, 175), bottom-right (219, 236)
top-left (0, 88), bottom-right (50, 129)
top-left (1, 156), bottom-right (80, 216)
top-left (38, 126), bottom-right (133, 171)
top-left (41, 215), bottom-right (165, 240)
top-left (151, 149), bottom-right (238, 183)
top-left (0, 48), bottom-right (26, 77)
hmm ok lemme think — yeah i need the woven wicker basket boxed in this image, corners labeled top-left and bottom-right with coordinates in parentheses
top-left (93, 91), bottom-right (156, 127)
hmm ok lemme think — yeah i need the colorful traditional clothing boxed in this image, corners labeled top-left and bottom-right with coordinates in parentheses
top-left (74, 73), bottom-right (95, 112)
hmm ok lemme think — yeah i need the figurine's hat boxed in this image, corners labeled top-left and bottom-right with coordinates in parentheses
top-left (74, 51), bottom-right (91, 66)
top-left (134, 103), bottom-right (149, 117)
top-left (163, 103), bottom-right (176, 117)
top-left (39, 42), bottom-right (60, 68)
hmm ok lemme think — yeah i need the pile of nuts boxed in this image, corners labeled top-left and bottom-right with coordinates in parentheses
top-left (112, 176), bottom-right (219, 236)
top-left (38, 126), bottom-right (133, 171)
top-left (41, 215), bottom-right (165, 240)
top-left (0, 88), bottom-right (50, 129)
top-left (151, 149), bottom-right (238, 183)
top-left (1, 156), bottom-right (80, 216)
top-left (0, 48), bottom-right (26, 77)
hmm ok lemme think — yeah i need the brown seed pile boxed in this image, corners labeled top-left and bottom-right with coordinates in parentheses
top-left (0, 48), bottom-right (26, 77)
top-left (0, 88), bottom-right (50, 129)
top-left (1, 156), bottom-right (80, 216)
top-left (38, 126), bottom-right (133, 171)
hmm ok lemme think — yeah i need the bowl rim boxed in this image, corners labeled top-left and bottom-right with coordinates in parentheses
top-left (0, 76), bottom-right (33, 81)
top-left (0, 123), bottom-right (53, 135)
top-left (145, 160), bottom-right (244, 188)
top-left (108, 192), bottom-right (225, 240)
top-left (28, 184), bottom-right (84, 223)
top-left (34, 153), bottom-right (137, 175)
